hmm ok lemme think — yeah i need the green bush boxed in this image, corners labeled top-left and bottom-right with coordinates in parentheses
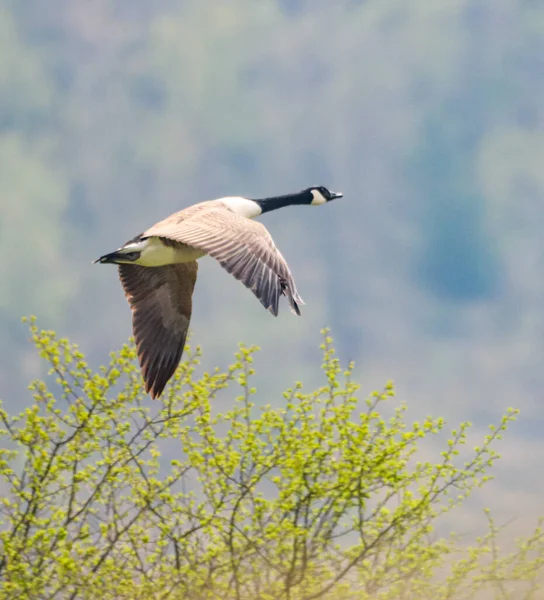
top-left (0, 319), bottom-right (542, 599)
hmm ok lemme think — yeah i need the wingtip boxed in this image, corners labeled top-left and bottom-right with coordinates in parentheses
top-left (291, 294), bottom-right (304, 316)
top-left (144, 377), bottom-right (162, 400)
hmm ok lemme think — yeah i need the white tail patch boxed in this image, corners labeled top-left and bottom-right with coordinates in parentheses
top-left (122, 240), bottom-right (147, 252)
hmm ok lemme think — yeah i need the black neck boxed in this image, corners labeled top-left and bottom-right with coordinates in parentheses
top-left (253, 190), bottom-right (313, 214)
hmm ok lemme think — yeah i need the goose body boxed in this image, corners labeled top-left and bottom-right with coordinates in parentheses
top-left (95, 186), bottom-right (342, 398)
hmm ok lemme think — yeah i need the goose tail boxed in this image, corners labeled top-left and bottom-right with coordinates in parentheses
top-left (93, 249), bottom-right (141, 265)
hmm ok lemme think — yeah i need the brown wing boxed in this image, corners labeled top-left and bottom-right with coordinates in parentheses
top-left (144, 207), bottom-right (303, 317)
top-left (118, 262), bottom-right (198, 399)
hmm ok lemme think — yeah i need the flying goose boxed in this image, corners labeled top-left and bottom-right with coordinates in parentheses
top-left (95, 186), bottom-right (342, 398)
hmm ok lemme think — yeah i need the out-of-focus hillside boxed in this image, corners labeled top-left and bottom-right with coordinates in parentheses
top-left (1, 0), bottom-right (543, 525)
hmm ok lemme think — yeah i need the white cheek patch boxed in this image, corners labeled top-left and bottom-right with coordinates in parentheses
top-left (310, 190), bottom-right (327, 206)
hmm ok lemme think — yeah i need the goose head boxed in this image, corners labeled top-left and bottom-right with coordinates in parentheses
top-left (307, 186), bottom-right (343, 206)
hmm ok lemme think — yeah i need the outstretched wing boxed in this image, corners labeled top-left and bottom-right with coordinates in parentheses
top-left (118, 262), bottom-right (198, 399)
top-left (144, 208), bottom-right (303, 316)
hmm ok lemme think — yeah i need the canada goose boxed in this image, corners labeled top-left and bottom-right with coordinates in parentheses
top-left (95, 185), bottom-right (342, 398)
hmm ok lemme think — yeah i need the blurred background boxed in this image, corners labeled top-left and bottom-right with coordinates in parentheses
top-left (1, 0), bottom-right (543, 533)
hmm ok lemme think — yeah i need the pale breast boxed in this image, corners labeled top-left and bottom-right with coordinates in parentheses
top-left (137, 237), bottom-right (206, 267)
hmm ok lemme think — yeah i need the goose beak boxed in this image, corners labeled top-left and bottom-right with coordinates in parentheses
top-left (329, 191), bottom-right (343, 200)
